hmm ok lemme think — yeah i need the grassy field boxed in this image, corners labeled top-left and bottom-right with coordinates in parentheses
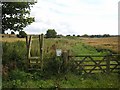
top-left (1, 37), bottom-right (120, 88)
top-left (2, 71), bottom-right (120, 88)
top-left (1, 36), bottom-right (119, 52)
top-left (82, 37), bottom-right (119, 53)
top-left (30, 37), bottom-right (112, 57)
top-left (0, 37), bottom-right (26, 42)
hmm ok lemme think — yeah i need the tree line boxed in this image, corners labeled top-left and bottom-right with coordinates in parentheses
top-left (4, 28), bottom-right (117, 38)
top-left (66, 34), bottom-right (113, 38)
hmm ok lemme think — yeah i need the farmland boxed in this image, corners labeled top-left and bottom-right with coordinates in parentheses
top-left (0, 37), bottom-right (26, 42)
top-left (82, 37), bottom-right (119, 53)
top-left (1, 36), bottom-right (120, 88)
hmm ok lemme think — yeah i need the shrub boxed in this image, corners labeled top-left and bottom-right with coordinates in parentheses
top-left (77, 35), bottom-right (80, 37)
top-left (11, 31), bottom-right (15, 34)
top-left (9, 69), bottom-right (33, 81)
top-left (46, 29), bottom-right (57, 38)
top-left (2, 41), bottom-right (27, 70)
top-left (43, 56), bottom-right (63, 76)
top-left (19, 31), bottom-right (27, 38)
top-left (16, 34), bottom-right (19, 38)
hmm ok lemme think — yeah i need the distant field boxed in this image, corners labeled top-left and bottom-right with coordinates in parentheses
top-left (0, 37), bottom-right (26, 42)
top-left (1, 37), bottom-right (119, 53)
top-left (82, 37), bottom-right (119, 53)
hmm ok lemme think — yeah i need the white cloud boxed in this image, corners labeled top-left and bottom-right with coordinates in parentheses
top-left (24, 0), bottom-right (119, 35)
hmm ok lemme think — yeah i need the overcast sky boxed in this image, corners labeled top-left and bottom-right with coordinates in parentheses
top-left (24, 0), bottom-right (119, 35)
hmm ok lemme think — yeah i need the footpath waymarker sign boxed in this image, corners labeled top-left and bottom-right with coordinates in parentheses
top-left (56, 49), bottom-right (62, 56)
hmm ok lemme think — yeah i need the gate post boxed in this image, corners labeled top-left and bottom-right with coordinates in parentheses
top-left (39, 34), bottom-right (44, 71)
top-left (106, 55), bottom-right (110, 74)
top-left (62, 51), bottom-right (69, 73)
top-left (26, 35), bottom-right (32, 70)
top-left (26, 36), bottom-right (29, 70)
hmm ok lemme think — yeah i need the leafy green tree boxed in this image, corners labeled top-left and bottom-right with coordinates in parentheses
top-left (46, 29), bottom-right (57, 38)
top-left (57, 34), bottom-right (63, 38)
top-left (11, 31), bottom-right (15, 34)
top-left (19, 31), bottom-right (27, 38)
top-left (73, 34), bottom-right (75, 37)
top-left (66, 35), bottom-right (71, 37)
top-left (103, 34), bottom-right (110, 37)
top-left (77, 35), bottom-right (80, 37)
top-left (2, 2), bottom-right (36, 34)
top-left (82, 34), bottom-right (89, 37)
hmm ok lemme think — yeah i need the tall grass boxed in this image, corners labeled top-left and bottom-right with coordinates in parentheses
top-left (2, 41), bottom-right (27, 69)
top-left (31, 38), bottom-right (111, 57)
top-left (2, 70), bottom-right (120, 88)
top-left (2, 37), bottom-right (120, 88)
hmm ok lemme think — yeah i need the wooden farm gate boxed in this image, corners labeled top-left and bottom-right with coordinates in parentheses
top-left (26, 34), bottom-right (44, 71)
top-left (62, 51), bottom-right (120, 74)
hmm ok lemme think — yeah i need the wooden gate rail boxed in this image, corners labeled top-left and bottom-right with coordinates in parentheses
top-left (63, 53), bottom-right (120, 74)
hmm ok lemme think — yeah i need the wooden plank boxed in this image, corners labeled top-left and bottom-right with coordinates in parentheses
top-left (26, 36), bottom-right (28, 53)
top-left (110, 68), bottom-right (120, 70)
top-left (111, 59), bottom-right (119, 62)
top-left (26, 36), bottom-right (29, 70)
top-left (28, 68), bottom-right (41, 71)
top-left (77, 65), bottom-right (119, 73)
top-left (39, 35), bottom-right (41, 69)
top-left (29, 57), bottom-right (40, 60)
top-left (74, 64), bottom-right (118, 67)
top-left (112, 60), bottom-right (120, 65)
top-left (79, 64), bottom-right (106, 66)
top-left (28, 36), bottom-right (32, 58)
top-left (29, 63), bottom-right (41, 65)
top-left (74, 60), bottom-right (106, 62)
top-left (39, 34), bottom-right (44, 71)
top-left (41, 34), bottom-right (44, 71)
top-left (27, 34), bottom-right (40, 36)
top-left (84, 68), bottom-right (106, 71)
top-left (69, 55), bottom-right (108, 57)
top-left (111, 54), bottom-right (120, 56)
top-left (110, 64), bottom-right (120, 66)
top-left (69, 54), bottom-right (120, 57)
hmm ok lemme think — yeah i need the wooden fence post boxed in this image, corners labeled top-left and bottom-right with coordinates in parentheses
top-left (26, 36), bottom-right (29, 70)
top-left (39, 34), bottom-right (44, 71)
top-left (26, 35), bottom-right (32, 70)
top-left (62, 51), bottom-right (68, 73)
top-left (106, 55), bottom-right (110, 74)
top-left (26, 36), bottom-right (28, 58)
top-left (28, 36), bottom-right (32, 58)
